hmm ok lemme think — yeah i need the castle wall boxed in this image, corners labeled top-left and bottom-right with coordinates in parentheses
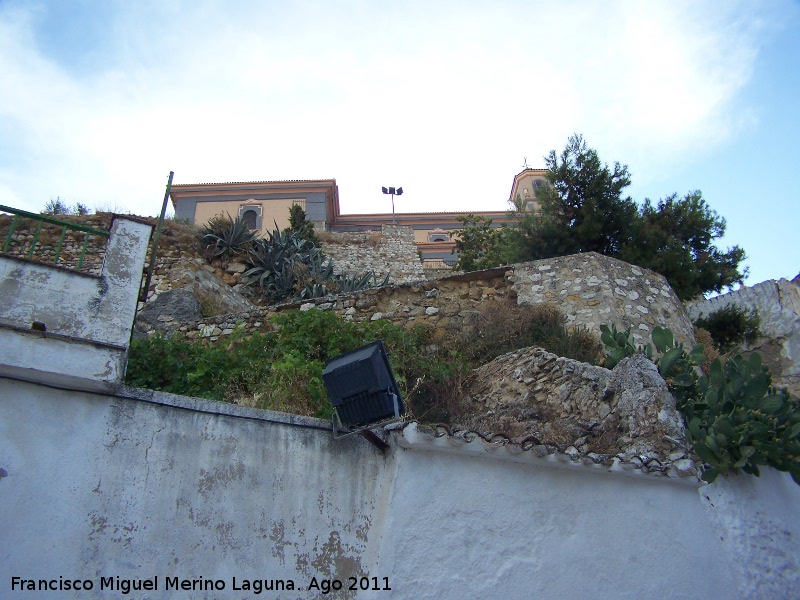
top-left (512, 252), bottom-right (695, 346)
top-left (3, 218), bottom-right (798, 599)
top-left (319, 225), bottom-right (425, 285)
top-left (143, 254), bottom-right (692, 354)
top-left (135, 267), bottom-right (513, 343)
top-left (687, 278), bottom-right (800, 396)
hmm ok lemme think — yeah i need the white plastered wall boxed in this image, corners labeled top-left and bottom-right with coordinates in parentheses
top-left (1, 384), bottom-right (798, 599)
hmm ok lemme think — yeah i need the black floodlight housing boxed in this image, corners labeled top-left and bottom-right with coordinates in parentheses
top-left (396, 187), bottom-right (403, 195)
top-left (382, 186), bottom-right (388, 193)
top-left (322, 340), bottom-right (405, 439)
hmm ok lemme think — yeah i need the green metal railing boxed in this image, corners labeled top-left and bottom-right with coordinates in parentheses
top-left (140, 171), bottom-right (174, 302)
top-left (0, 204), bottom-right (110, 270)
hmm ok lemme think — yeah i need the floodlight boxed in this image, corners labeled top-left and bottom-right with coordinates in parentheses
top-left (381, 184), bottom-right (404, 224)
top-left (322, 340), bottom-right (405, 439)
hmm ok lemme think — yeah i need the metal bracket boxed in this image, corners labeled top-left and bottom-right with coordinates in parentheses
top-left (331, 393), bottom-right (402, 452)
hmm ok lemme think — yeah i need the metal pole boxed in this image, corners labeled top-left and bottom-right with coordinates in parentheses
top-left (391, 193), bottom-right (396, 225)
top-left (140, 171), bottom-right (174, 303)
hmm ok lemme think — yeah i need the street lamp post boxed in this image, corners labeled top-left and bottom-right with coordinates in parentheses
top-left (381, 186), bottom-right (403, 224)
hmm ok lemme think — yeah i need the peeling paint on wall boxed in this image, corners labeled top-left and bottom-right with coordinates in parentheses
top-left (1, 378), bottom-right (799, 598)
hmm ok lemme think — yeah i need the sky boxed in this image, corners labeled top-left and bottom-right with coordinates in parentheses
top-left (1, 0), bottom-right (798, 286)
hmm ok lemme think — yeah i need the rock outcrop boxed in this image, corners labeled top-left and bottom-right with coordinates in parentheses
top-left (135, 259), bottom-right (257, 337)
top-left (455, 348), bottom-right (693, 474)
top-left (135, 288), bottom-right (203, 338)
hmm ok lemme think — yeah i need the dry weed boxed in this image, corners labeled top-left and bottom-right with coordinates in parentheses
top-left (454, 299), bottom-right (602, 365)
top-left (408, 370), bottom-right (474, 425)
top-left (694, 327), bottom-right (722, 375)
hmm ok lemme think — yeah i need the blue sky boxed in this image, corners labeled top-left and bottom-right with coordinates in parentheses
top-left (1, 0), bottom-right (798, 287)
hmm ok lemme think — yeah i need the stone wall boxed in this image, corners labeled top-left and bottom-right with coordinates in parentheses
top-left (135, 267), bottom-right (514, 342)
top-left (5, 212), bottom-right (800, 599)
top-left (137, 253), bottom-right (692, 352)
top-left (512, 252), bottom-right (695, 347)
top-left (0, 212), bottom-right (112, 275)
top-left (138, 225), bottom-right (426, 306)
top-left (320, 224), bottom-right (425, 284)
top-left (6, 216), bottom-right (693, 356)
top-left (687, 277), bottom-right (800, 396)
top-left (458, 349), bottom-right (693, 474)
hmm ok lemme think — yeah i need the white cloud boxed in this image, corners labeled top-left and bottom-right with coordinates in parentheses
top-left (0, 0), bottom-right (793, 216)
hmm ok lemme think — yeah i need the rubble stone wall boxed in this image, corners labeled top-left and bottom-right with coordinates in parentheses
top-left (137, 253), bottom-right (692, 352)
top-left (511, 252), bottom-right (695, 347)
top-left (320, 225), bottom-right (425, 284)
top-left (135, 267), bottom-right (514, 342)
top-left (459, 349), bottom-right (692, 474)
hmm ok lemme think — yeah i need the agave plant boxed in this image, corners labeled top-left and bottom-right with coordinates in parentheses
top-left (334, 270), bottom-right (391, 294)
top-left (292, 252), bottom-right (336, 299)
top-left (200, 214), bottom-right (258, 261)
top-left (243, 222), bottom-right (390, 303)
top-left (243, 223), bottom-right (319, 302)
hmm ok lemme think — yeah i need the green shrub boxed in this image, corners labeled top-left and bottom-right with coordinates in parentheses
top-left (288, 204), bottom-right (319, 247)
top-left (126, 310), bottom-right (469, 421)
top-left (43, 197), bottom-right (71, 215)
top-left (42, 197), bottom-right (92, 216)
top-left (600, 323), bottom-right (800, 485)
top-left (125, 333), bottom-right (246, 400)
top-left (693, 304), bottom-right (761, 353)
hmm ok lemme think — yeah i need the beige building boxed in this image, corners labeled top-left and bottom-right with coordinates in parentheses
top-left (170, 168), bottom-right (549, 266)
top-left (170, 179), bottom-right (339, 236)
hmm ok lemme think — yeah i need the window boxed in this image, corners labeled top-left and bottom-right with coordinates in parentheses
top-left (239, 203), bottom-right (262, 230)
top-left (427, 229), bottom-right (450, 242)
top-left (242, 208), bottom-right (258, 230)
